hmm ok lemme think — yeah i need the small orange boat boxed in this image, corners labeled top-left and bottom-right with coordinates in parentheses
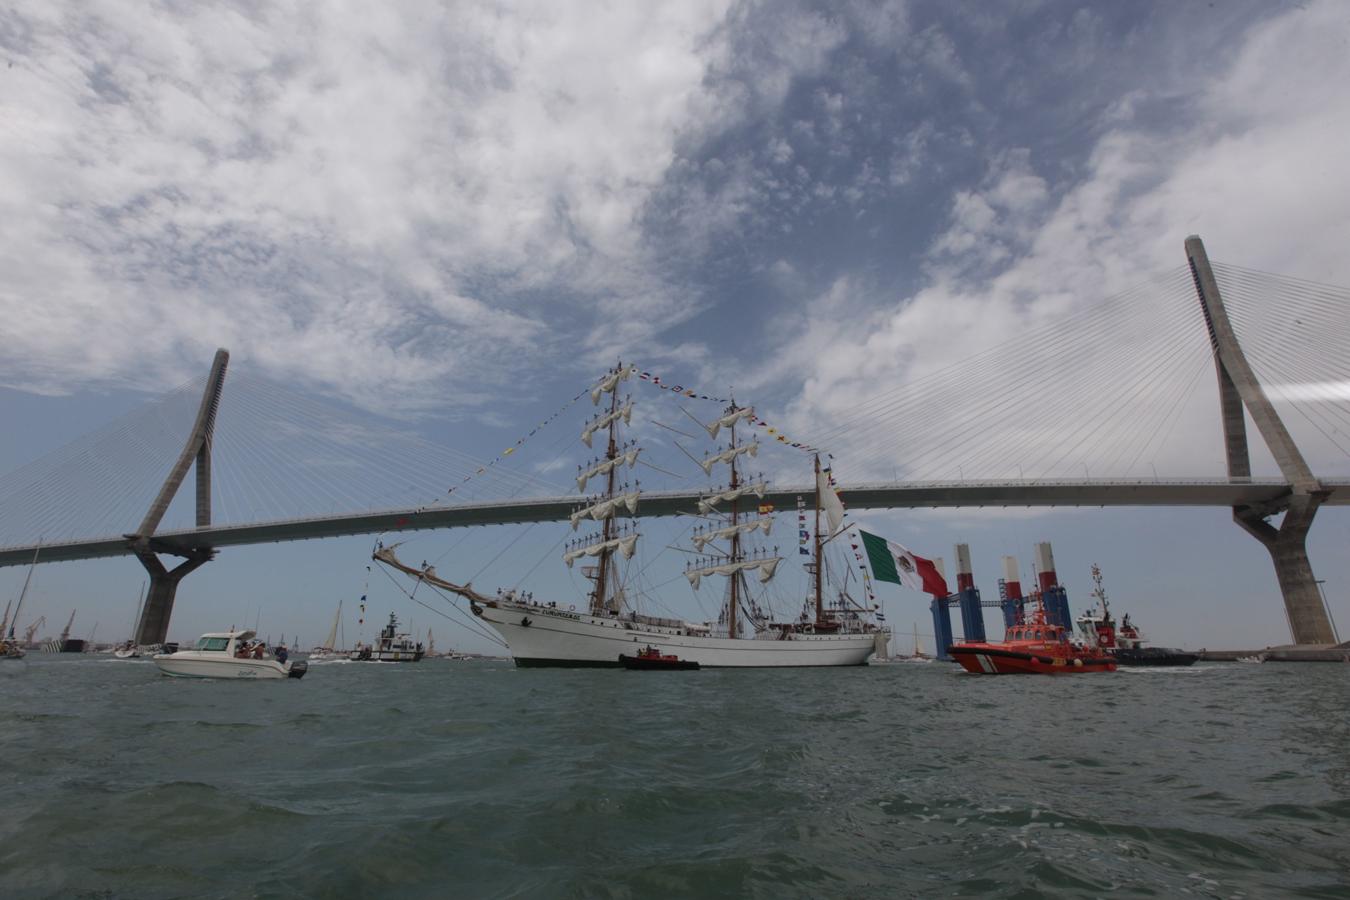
top-left (948, 601), bottom-right (1116, 675)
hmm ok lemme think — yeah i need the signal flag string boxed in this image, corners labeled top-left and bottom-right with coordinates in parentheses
top-left (634, 369), bottom-right (825, 455)
top-left (443, 385), bottom-right (591, 496)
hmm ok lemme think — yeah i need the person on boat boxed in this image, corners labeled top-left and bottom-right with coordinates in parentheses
top-left (275, 644), bottom-right (289, 665)
top-left (235, 641), bottom-right (251, 658)
top-left (252, 642), bottom-right (265, 659)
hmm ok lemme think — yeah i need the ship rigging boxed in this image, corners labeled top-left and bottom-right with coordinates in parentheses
top-left (373, 363), bottom-right (886, 667)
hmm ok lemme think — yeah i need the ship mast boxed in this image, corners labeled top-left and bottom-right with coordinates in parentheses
top-left (684, 402), bottom-right (780, 638)
top-left (727, 411), bottom-right (740, 639)
top-left (8, 543), bottom-right (39, 640)
top-left (564, 361), bottom-right (640, 617)
top-left (591, 375), bottom-right (621, 615)
top-left (814, 453), bottom-right (824, 625)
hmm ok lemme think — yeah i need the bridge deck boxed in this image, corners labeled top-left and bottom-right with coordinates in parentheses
top-left (1, 478), bottom-right (1347, 567)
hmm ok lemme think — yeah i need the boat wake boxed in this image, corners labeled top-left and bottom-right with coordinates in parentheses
top-left (1117, 664), bottom-right (1220, 676)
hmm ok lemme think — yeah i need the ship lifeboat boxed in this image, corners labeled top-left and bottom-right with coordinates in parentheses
top-left (618, 645), bottom-right (699, 671)
top-left (948, 609), bottom-right (1116, 675)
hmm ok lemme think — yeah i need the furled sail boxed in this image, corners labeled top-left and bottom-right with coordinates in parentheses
top-left (581, 400), bottom-right (634, 448)
top-left (697, 481), bottom-right (768, 515)
top-left (817, 468), bottom-right (847, 535)
top-left (704, 406), bottom-right (755, 439)
top-left (570, 491), bottom-right (641, 530)
top-left (684, 557), bottom-right (781, 591)
top-left (562, 534), bottom-right (639, 568)
top-left (576, 446), bottom-right (641, 491)
top-left (591, 364), bottom-right (638, 404)
top-left (690, 518), bottom-right (772, 552)
top-left (697, 441), bottom-right (759, 475)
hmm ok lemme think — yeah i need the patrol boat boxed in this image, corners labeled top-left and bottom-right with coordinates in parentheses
top-left (948, 599), bottom-right (1116, 675)
top-left (350, 612), bottom-right (424, 662)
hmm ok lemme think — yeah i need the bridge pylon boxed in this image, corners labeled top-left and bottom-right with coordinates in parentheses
top-left (1186, 237), bottom-right (1335, 644)
top-left (126, 349), bottom-right (228, 646)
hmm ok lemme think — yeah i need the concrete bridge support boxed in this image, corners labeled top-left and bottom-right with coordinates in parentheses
top-left (127, 349), bottom-right (229, 645)
top-left (1186, 237), bottom-right (1335, 644)
top-left (133, 545), bottom-right (214, 645)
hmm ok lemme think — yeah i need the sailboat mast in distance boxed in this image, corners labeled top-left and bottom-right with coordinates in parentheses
top-left (9, 543), bottom-right (40, 640)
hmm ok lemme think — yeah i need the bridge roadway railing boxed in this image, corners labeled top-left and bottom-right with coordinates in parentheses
top-left (1, 477), bottom-right (1347, 567)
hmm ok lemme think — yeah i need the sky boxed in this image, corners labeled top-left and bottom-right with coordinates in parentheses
top-left (2, 0), bottom-right (1349, 654)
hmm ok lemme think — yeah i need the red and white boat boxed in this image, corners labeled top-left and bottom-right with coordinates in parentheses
top-left (619, 645), bottom-right (700, 670)
top-left (948, 601), bottom-right (1116, 675)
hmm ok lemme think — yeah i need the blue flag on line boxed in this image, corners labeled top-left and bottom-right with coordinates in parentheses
top-left (799, 547), bottom-right (810, 556)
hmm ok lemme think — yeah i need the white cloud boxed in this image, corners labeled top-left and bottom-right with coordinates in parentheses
top-left (0, 0), bottom-right (737, 406)
top-left (764, 0), bottom-right (1350, 482)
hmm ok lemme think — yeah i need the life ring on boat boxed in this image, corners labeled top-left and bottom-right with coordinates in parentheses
top-left (1073, 658), bottom-right (1083, 667)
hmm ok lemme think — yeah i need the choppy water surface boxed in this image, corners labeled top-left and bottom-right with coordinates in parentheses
top-left (2, 656), bottom-right (1348, 898)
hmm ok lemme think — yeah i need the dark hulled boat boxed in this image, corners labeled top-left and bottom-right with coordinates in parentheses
top-left (1075, 565), bottom-right (1197, 667)
top-left (619, 645), bottom-right (699, 670)
top-left (1114, 646), bottom-right (1199, 666)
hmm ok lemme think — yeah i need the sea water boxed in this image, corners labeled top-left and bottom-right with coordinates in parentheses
top-left (2, 656), bottom-right (1348, 898)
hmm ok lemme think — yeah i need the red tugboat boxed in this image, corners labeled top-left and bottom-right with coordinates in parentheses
top-left (947, 599), bottom-right (1116, 675)
top-left (1074, 565), bottom-right (1199, 667)
top-left (619, 645), bottom-right (700, 670)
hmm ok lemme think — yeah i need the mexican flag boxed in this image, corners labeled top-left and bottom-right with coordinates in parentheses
top-left (859, 530), bottom-right (949, 596)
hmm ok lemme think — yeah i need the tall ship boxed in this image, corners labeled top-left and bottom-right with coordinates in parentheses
top-left (350, 612), bottom-right (424, 662)
top-left (376, 363), bottom-right (885, 667)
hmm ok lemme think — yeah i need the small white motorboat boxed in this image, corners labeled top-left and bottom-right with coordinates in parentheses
top-left (1236, 654), bottom-right (1267, 664)
top-left (153, 630), bottom-right (307, 679)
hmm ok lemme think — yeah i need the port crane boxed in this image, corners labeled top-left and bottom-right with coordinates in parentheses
top-left (24, 616), bottom-right (46, 647)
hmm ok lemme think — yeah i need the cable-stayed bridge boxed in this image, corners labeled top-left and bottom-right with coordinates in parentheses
top-left (3, 479), bottom-right (1344, 569)
top-left (3, 237), bottom-right (1349, 646)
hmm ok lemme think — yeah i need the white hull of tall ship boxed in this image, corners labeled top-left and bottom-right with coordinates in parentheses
top-left (475, 600), bottom-right (875, 668)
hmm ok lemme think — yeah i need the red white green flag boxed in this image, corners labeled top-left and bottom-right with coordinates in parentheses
top-left (860, 530), bottom-right (949, 596)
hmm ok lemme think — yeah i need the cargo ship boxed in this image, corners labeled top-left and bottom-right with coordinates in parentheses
top-left (40, 610), bottom-right (87, 653)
